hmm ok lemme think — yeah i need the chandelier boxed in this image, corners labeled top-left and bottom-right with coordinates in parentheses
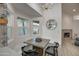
top-left (41, 3), bottom-right (54, 10)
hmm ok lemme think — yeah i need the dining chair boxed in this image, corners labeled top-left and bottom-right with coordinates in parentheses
top-left (45, 42), bottom-right (59, 56)
top-left (21, 45), bottom-right (39, 56)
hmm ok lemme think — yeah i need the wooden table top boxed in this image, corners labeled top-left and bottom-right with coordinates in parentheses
top-left (25, 38), bottom-right (50, 48)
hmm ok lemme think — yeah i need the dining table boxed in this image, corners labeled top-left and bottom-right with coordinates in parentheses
top-left (25, 38), bottom-right (50, 56)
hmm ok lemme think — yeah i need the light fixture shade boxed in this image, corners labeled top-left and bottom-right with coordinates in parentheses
top-left (41, 3), bottom-right (54, 10)
top-left (0, 18), bottom-right (8, 25)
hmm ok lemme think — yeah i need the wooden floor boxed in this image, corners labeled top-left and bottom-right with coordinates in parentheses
top-left (58, 38), bottom-right (79, 56)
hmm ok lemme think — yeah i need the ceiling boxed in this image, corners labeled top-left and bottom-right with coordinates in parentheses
top-left (62, 3), bottom-right (79, 15)
top-left (39, 3), bottom-right (55, 10)
top-left (9, 3), bottom-right (42, 18)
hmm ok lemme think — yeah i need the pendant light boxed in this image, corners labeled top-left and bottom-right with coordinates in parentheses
top-left (0, 3), bottom-right (8, 25)
top-left (0, 14), bottom-right (8, 25)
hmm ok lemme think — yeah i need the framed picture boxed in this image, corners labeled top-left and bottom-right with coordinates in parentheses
top-left (32, 20), bottom-right (39, 35)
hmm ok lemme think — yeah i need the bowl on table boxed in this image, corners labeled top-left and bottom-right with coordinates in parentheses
top-left (35, 38), bottom-right (42, 42)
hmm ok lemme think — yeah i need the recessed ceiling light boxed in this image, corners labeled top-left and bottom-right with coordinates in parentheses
top-left (73, 9), bottom-right (76, 12)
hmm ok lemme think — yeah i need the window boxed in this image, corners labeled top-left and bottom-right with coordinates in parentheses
top-left (7, 14), bottom-right (13, 39)
top-left (32, 20), bottom-right (39, 34)
top-left (16, 17), bottom-right (28, 36)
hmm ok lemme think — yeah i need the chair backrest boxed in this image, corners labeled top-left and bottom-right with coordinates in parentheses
top-left (54, 42), bottom-right (59, 48)
top-left (21, 46), bottom-right (29, 52)
top-left (21, 46), bottom-right (26, 51)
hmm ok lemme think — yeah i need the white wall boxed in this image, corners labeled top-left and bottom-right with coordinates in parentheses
top-left (73, 20), bottom-right (79, 37)
top-left (62, 13), bottom-right (73, 29)
top-left (42, 4), bottom-right (62, 45)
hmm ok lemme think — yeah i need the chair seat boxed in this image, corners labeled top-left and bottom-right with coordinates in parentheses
top-left (22, 50), bottom-right (39, 56)
top-left (45, 46), bottom-right (55, 56)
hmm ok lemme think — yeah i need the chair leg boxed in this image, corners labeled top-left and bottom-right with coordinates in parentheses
top-left (55, 49), bottom-right (58, 56)
top-left (45, 52), bottom-right (47, 56)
